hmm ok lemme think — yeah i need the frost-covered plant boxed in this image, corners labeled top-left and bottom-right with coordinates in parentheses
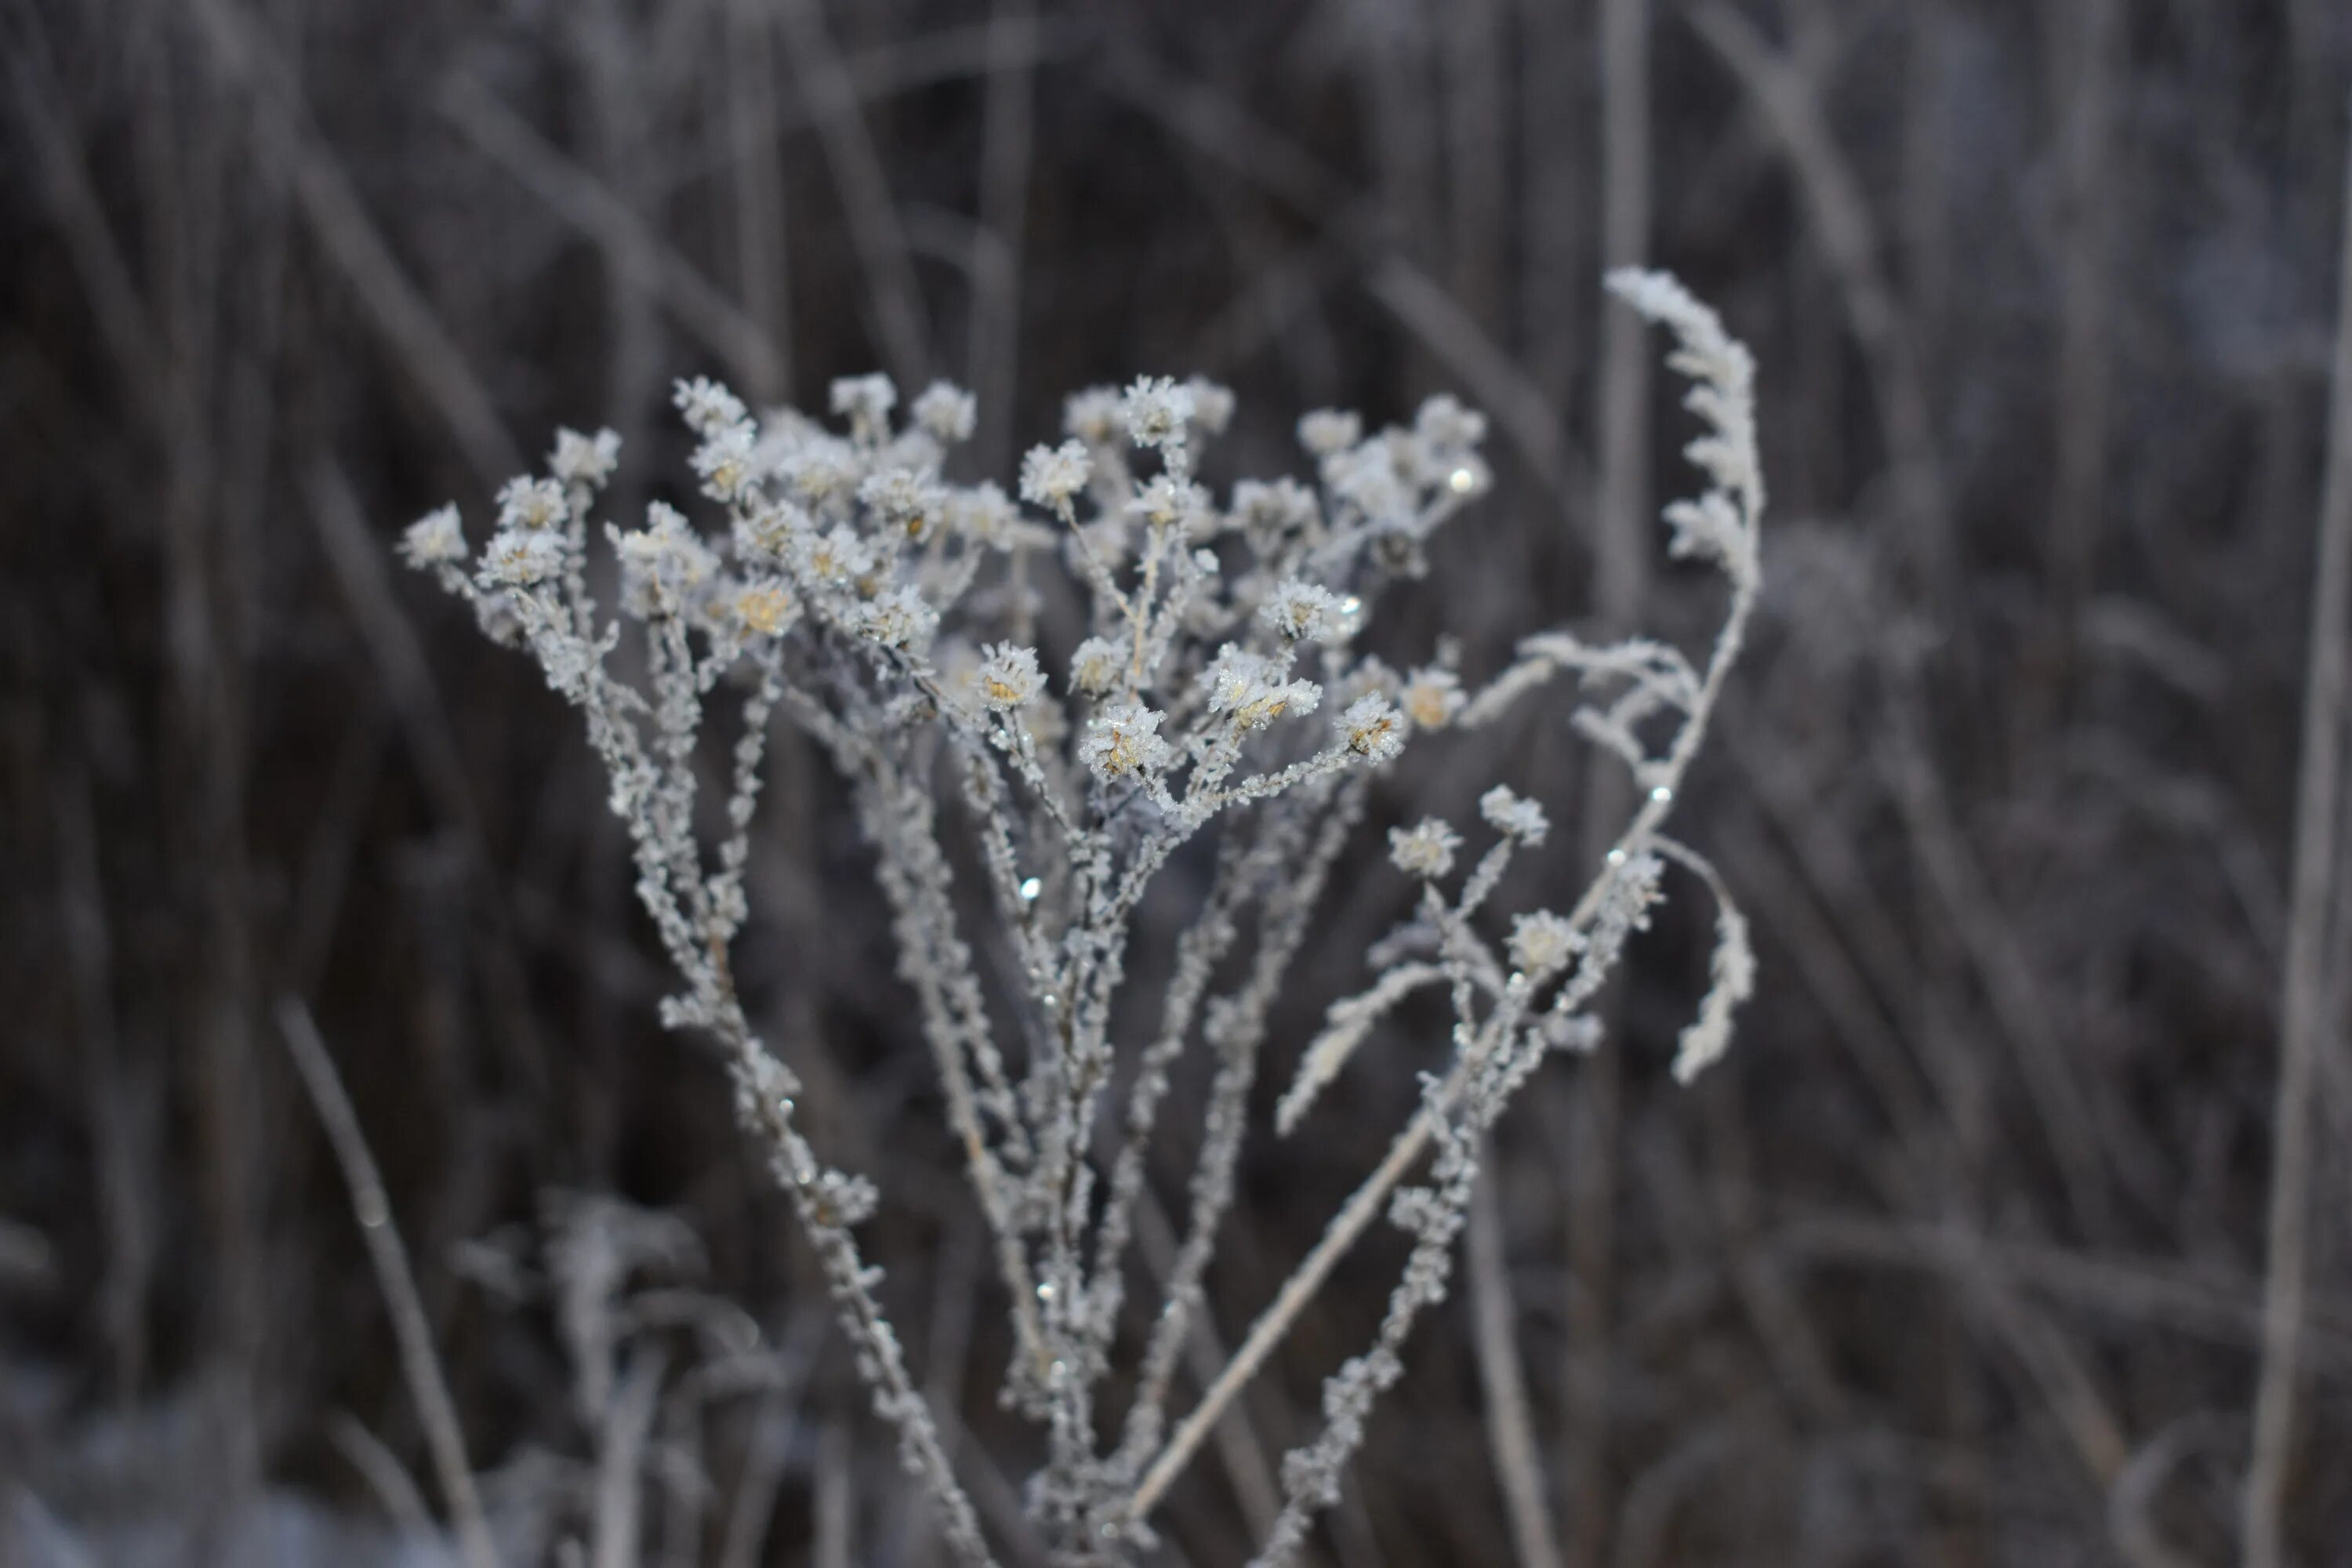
top-left (398, 270), bottom-right (1763, 1566)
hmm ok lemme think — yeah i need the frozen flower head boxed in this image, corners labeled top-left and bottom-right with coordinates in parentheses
top-left (911, 380), bottom-right (978, 444)
top-left (674, 376), bottom-right (749, 437)
top-left (1184, 376), bottom-right (1236, 435)
top-left (1120, 376), bottom-right (1195, 452)
top-left (829, 373), bottom-right (897, 434)
top-left (1400, 666), bottom-right (1464, 729)
top-left (731, 579), bottom-right (797, 637)
top-left (1413, 394), bottom-right (1487, 454)
top-left (691, 422), bottom-right (760, 503)
top-left (1020, 440), bottom-right (1092, 510)
top-left (859, 585), bottom-right (938, 652)
top-left (1067, 635), bottom-right (1125, 696)
top-left (1325, 445), bottom-right (1414, 523)
top-left (1232, 477), bottom-right (1319, 549)
top-left (1507, 910), bottom-right (1583, 978)
top-left (791, 523), bottom-right (876, 588)
top-left (1204, 645), bottom-right (1321, 730)
top-left (1130, 474), bottom-right (1207, 532)
top-left (400, 504), bottom-right (466, 568)
top-left (1298, 408), bottom-right (1362, 457)
top-left (860, 467), bottom-right (949, 544)
top-left (550, 427), bottom-right (622, 488)
top-left (481, 528), bottom-right (564, 587)
top-left (1062, 385), bottom-right (1123, 445)
top-left (614, 503), bottom-right (719, 612)
top-left (780, 437), bottom-right (862, 510)
top-left (1080, 702), bottom-right (1171, 782)
top-left (951, 481), bottom-right (1021, 548)
top-left (497, 476), bottom-right (568, 533)
top-left (1480, 784), bottom-right (1549, 844)
top-left (1338, 694), bottom-right (1405, 763)
top-left (975, 643), bottom-right (1044, 711)
top-left (1388, 818), bottom-right (1461, 880)
top-left (733, 499), bottom-right (808, 564)
top-left (1261, 579), bottom-right (1361, 644)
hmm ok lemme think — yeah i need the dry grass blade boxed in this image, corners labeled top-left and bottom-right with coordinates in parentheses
top-left (276, 996), bottom-right (502, 1568)
top-left (2242, 86), bottom-right (2352, 1568)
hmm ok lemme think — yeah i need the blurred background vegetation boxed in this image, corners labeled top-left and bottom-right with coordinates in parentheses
top-left (5, 0), bottom-right (2350, 1563)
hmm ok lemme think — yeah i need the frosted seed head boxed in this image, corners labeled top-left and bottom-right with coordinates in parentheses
top-left (1062, 386), bottom-right (1123, 445)
top-left (1388, 819), bottom-right (1461, 880)
top-left (1232, 477), bottom-right (1319, 547)
top-left (1338, 695), bottom-right (1405, 763)
top-left (779, 437), bottom-right (861, 510)
top-left (1479, 785), bottom-right (1549, 844)
top-left (858, 466), bottom-right (949, 544)
top-left (1119, 376), bottom-right (1196, 451)
top-left (732, 499), bottom-right (808, 564)
top-left (731, 579), bottom-right (797, 637)
top-left (549, 426), bottom-right (622, 488)
top-left (691, 423), bottom-right (760, 503)
top-left (1261, 579), bottom-right (1359, 644)
top-left (790, 524), bottom-right (875, 588)
top-left (496, 476), bottom-right (568, 533)
top-left (1399, 667), bottom-right (1464, 730)
top-left (829, 373), bottom-right (898, 430)
top-left (1204, 645), bottom-right (1319, 730)
top-left (674, 376), bottom-right (749, 437)
top-left (400, 504), bottom-right (467, 568)
top-left (1079, 702), bottom-right (1172, 782)
top-left (1507, 910), bottom-right (1582, 977)
top-left (975, 643), bottom-right (1044, 711)
top-left (950, 481), bottom-right (1021, 547)
top-left (910, 380), bottom-right (978, 444)
top-left (1019, 440), bottom-right (1092, 508)
top-left (1298, 408), bottom-right (1362, 457)
top-left (1184, 376), bottom-right (1236, 434)
top-left (613, 504), bottom-right (720, 613)
top-left (480, 528), bottom-right (564, 587)
top-left (1067, 636), bottom-right (1124, 696)
top-left (1413, 394), bottom-right (1487, 453)
top-left (1324, 444), bottom-right (1414, 522)
top-left (858, 585), bottom-right (938, 652)
top-left (1129, 474), bottom-right (1208, 531)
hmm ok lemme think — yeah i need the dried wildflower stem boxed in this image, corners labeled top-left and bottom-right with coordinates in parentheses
top-left (1132, 275), bottom-right (1762, 1536)
top-left (2243, 90), bottom-right (2352, 1568)
top-left (276, 997), bottom-right (501, 1568)
top-left (398, 283), bottom-right (1755, 1559)
top-left (1127, 739), bottom-right (1728, 1525)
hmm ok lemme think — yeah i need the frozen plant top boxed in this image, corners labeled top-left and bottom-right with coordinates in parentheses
top-left (399, 271), bottom-right (1764, 1568)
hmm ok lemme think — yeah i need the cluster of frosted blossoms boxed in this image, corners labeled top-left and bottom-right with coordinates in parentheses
top-left (399, 271), bottom-right (1764, 1568)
